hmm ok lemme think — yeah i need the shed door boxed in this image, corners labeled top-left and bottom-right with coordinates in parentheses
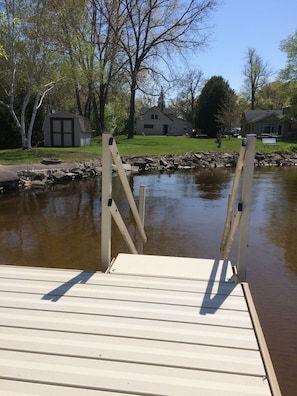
top-left (50, 118), bottom-right (74, 147)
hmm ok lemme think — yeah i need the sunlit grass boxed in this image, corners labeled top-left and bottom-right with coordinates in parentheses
top-left (0, 135), bottom-right (296, 164)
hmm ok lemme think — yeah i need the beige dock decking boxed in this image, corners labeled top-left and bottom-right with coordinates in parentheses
top-left (0, 254), bottom-right (277, 395)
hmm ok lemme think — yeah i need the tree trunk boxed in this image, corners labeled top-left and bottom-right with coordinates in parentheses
top-left (93, 97), bottom-right (102, 136)
top-left (27, 90), bottom-right (42, 149)
top-left (98, 83), bottom-right (108, 134)
top-left (251, 88), bottom-right (255, 110)
top-left (127, 78), bottom-right (137, 139)
top-left (75, 83), bottom-right (83, 116)
top-left (21, 91), bottom-right (31, 149)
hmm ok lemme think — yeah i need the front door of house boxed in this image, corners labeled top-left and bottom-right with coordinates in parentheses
top-left (50, 118), bottom-right (74, 147)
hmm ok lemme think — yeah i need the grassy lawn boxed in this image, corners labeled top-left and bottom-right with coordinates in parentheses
top-left (0, 135), bottom-right (296, 165)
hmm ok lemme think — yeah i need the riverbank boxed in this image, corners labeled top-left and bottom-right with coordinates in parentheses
top-left (1, 151), bottom-right (297, 192)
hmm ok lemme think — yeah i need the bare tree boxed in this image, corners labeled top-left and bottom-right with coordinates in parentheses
top-left (179, 69), bottom-right (204, 123)
top-left (242, 48), bottom-right (272, 109)
top-left (93, 0), bottom-right (129, 134)
top-left (106, 0), bottom-right (218, 138)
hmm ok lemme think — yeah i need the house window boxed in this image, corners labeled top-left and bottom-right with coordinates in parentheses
top-left (263, 124), bottom-right (275, 134)
top-left (151, 114), bottom-right (158, 119)
top-left (144, 124), bottom-right (154, 128)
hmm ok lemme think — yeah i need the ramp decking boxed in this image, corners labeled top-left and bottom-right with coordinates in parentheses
top-left (0, 254), bottom-right (279, 395)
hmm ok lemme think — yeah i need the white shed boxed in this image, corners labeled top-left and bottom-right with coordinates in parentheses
top-left (43, 112), bottom-right (92, 147)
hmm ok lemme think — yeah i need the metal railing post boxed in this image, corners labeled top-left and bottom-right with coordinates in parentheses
top-left (108, 137), bottom-right (147, 243)
top-left (139, 185), bottom-right (146, 226)
top-left (237, 135), bottom-right (256, 281)
top-left (101, 133), bottom-right (113, 272)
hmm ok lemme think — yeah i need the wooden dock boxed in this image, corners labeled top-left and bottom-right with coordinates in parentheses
top-left (0, 253), bottom-right (280, 395)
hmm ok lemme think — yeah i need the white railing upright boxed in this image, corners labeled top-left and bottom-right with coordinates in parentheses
top-left (101, 132), bottom-right (147, 272)
top-left (101, 133), bottom-right (113, 270)
top-left (237, 135), bottom-right (256, 280)
top-left (220, 134), bottom-right (256, 281)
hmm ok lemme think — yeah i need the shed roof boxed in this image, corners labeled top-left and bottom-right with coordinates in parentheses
top-left (46, 112), bottom-right (92, 132)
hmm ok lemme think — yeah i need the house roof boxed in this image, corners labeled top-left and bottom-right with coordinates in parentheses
top-left (138, 106), bottom-right (191, 124)
top-left (244, 110), bottom-right (282, 123)
top-left (139, 106), bottom-right (175, 116)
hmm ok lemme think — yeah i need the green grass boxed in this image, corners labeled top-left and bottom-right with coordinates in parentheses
top-left (0, 135), bottom-right (296, 165)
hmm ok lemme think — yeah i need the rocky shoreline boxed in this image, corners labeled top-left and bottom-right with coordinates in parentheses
top-left (1, 151), bottom-right (297, 192)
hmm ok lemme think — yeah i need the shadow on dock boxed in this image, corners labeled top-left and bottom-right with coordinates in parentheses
top-left (42, 271), bottom-right (95, 302)
top-left (200, 259), bottom-right (236, 315)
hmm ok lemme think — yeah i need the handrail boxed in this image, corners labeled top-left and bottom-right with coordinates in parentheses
top-left (108, 136), bottom-right (147, 243)
top-left (101, 132), bottom-right (147, 271)
top-left (220, 135), bottom-right (256, 281)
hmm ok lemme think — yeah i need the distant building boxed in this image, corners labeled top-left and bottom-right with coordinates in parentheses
top-left (136, 106), bottom-right (192, 136)
top-left (43, 112), bottom-right (92, 147)
top-left (241, 107), bottom-right (297, 138)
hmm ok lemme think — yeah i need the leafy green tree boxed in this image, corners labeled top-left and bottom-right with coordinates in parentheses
top-left (279, 30), bottom-right (297, 119)
top-left (215, 90), bottom-right (240, 132)
top-left (256, 81), bottom-right (291, 110)
top-left (49, 1), bottom-right (98, 118)
top-left (0, 12), bottom-right (7, 59)
top-left (195, 76), bottom-right (233, 137)
top-left (279, 30), bottom-right (297, 83)
top-left (0, 0), bottom-right (58, 148)
top-left (104, 86), bottom-right (130, 134)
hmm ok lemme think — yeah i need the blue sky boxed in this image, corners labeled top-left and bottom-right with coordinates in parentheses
top-left (189, 0), bottom-right (297, 93)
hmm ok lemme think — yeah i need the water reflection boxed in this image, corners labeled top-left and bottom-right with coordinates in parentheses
top-left (0, 180), bottom-right (102, 271)
top-left (252, 168), bottom-right (297, 276)
top-left (194, 169), bottom-right (231, 200)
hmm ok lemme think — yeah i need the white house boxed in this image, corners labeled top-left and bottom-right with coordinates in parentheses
top-left (136, 106), bottom-right (192, 136)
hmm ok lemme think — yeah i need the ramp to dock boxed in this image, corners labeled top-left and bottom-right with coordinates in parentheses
top-left (0, 254), bottom-right (279, 395)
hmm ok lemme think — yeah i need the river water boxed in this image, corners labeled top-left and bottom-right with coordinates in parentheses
top-left (0, 167), bottom-right (296, 395)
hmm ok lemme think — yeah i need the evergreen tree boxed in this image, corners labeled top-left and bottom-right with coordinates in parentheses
top-left (195, 76), bottom-right (233, 137)
top-left (157, 87), bottom-right (165, 111)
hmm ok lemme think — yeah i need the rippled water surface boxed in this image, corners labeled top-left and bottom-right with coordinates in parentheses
top-left (0, 167), bottom-right (296, 395)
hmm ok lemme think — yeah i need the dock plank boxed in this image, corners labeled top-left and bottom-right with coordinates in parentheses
top-left (0, 307), bottom-right (259, 349)
top-left (0, 326), bottom-right (265, 376)
top-left (0, 257), bottom-right (276, 395)
top-left (0, 290), bottom-right (254, 328)
top-left (1, 350), bottom-right (271, 396)
top-left (0, 265), bottom-right (243, 295)
top-left (0, 278), bottom-right (247, 311)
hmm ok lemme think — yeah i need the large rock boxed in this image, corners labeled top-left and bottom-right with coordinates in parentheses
top-left (0, 167), bottom-right (20, 192)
